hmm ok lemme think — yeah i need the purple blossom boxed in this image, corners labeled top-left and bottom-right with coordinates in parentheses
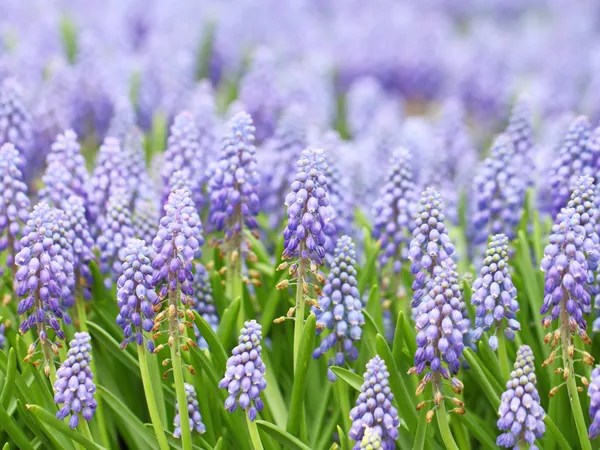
top-left (409, 187), bottom-right (455, 311)
top-left (312, 236), bottom-right (364, 381)
top-left (54, 332), bottom-right (97, 429)
top-left (174, 383), bottom-right (206, 438)
top-left (589, 366), bottom-right (600, 439)
top-left (219, 320), bottom-right (266, 421)
top-left (324, 158), bottom-right (354, 251)
top-left (209, 111), bottom-right (260, 242)
top-left (349, 356), bottom-right (400, 450)
top-left (45, 130), bottom-right (89, 203)
top-left (0, 143), bottom-right (30, 274)
top-left (346, 76), bottom-right (396, 139)
top-left (192, 263), bottom-right (219, 350)
top-left (506, 96), bottom-right (535, 185)
top-left (122, 127), bottom-right (149, 202)
top-left (372, 148), bottom-right (416, 274)
top-left (472, 234), bottom-right (520, 350)
top-left (359, 427), bottom-right (382, 450)
top-left (116, 239), bottom-right (160, 352)
top-left (497, 345), bottom-right (545, 448)
top-left (0, 323), bottom-right (5, 349)
top-left (39, 159), bottom-right (77, 208)
top-left (282, 147), bottom-right (330, 265)
top-left (188, 80), bottom-right (217, 165)
top-left (133, 196), bottom-right (160, 246)
top-left (106, 97), bottom-right (137, 141)
top-left (0, 78), bottom-right (33, 169)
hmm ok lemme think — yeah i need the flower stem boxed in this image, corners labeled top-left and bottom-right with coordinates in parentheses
top-left (79, 419), bottom-right (93, 441)
top-left (433, 374), bottom-right (459, 450)
top-left (169, 282), bottom-right (192, 450)
top-left (227, 245), bottom-right (244, 330)
top-left (138, 345), bottom-right (170, 450)
top-left (293, 256), bottom-right (307, 371)
top-left (246, 414), bottom-right (264, 450)
top-left (497, 332), bottom-right (510, 382)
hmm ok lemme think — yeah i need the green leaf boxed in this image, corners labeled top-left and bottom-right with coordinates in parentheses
top-left (0, 348), bottom-right (17, 407)
top-left (460, 412), bottom-right (496, 449)
top-left (365, 285), bottom-right (384, 333)
top-left (255, 421), bottom-right (311, 450)
top-left (544, 415), bottom-right (571, 450)
top-left (26, 404), bottom-right (102, 449)
top-left (87, 321), bottom-right (141, 377)
top-left (463, 349), bottom-right (501, 408)
top-left (261, 350), bottom-right (288, 429)
top-left (329, 366), bottom-right (363, 391)
top-left (193, 310), bottom-right (228, 373)
top-left (16, 400), bottom-right (68, 450)
top-left (413, 409), bottom-right (428, 450)
top-left (362, 309), bottom-right (383, 337)
top-left (287, 314), bottom-right (316, 437)
top-left (392, 311), bottom-right (406, 365)
top-left (0, 401), bottom-right (35, 450)
top-left (337, 425), bottom-right (349, 450)
top-left (217, 297), bottom-right (241, 348)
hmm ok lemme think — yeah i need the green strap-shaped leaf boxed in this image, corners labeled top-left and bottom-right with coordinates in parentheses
top-left (255, 421), bottom-right (311, 450)
top-left (0, 400), bottom-right (35, 450)
top-left (217, 297), bottom-right (241, 348)
top-left (16, 400), bottom-right (70, 450)
top-left (337, 424), bottom-right (349, 450)
top-left (392, 311), bottom-right (406, 365)
top-left (260, 350), bottom-right (288, 428)
top-left (87, 321), bottom-right (140, 377)
top-left (0, 348), bottom-right (17, 407)
top-left (193, 310), bottom-right (228, 373)
top-left (329, 366), bottom-right (363, 391)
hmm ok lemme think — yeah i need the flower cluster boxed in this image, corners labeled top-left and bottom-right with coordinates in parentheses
top-left (282, 147), bottom-right (330, 264)
top-left (192, 263), bottom-right (219, 349)
top-left (116, 239), bottom-right (160, 352)
top-left (132, 197), bottom-right (160, 246)
top-left (471, 234), bottom-right (520, 350)
top-left (359, 427), bottom-right (382, 450)
top-left (312, 236), bottom-right (364, 381)
top-left (45, 130), bottom-right (89, 202)
top-left (497, 345), bottom-right (546, 448)
top-left (106, 97), bottom-right (136, 141)
top-left (349, 356), bottom-right (400, 450)
top-left (54, 332), bottom-right (97, 429)
top-left (506, 97), bottom-right (535, 184)
top-left (0, 142), bottom-right (30, 274)
top-left (219, 320), bottom-right (266, 421)
top-left (174, 383), bottom-right (206, 438)
top-left (208, 111), bottom-right (260, 243)
top-left (589, 366), bottom-right (600, 439)
top-left (39, 160), bottom-right (77, 208)
top-left (323, 158), bottom-right (354, 251)
top-left (372, 148), bottom-right (416, 274)
top-left (0, 78), bottom-right (33, 168)
top-left (409, 187), bottom-right (455, 311)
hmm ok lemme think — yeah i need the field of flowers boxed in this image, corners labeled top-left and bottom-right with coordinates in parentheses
top-left (2, 1), bottom-right (600, 449)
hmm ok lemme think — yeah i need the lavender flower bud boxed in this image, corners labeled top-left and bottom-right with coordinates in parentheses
top-left (497, 345), bottom-right (545, 448)
top-left (409, 187), bottom-right (455, 310)
top-left (282, 147), bottom-right (330, 265)
top-left (54, 332), bottom-right (97, 428)
top-left (372, 148), bottom-right (416, 274)
top-left (0, 78), bottom-right (33, 169)
top-left (219, 320), bottom-right (266, 421)
top-left (312, 236), bottom-right (364, 381)
top-left (349, 356), bottom-right (400, 449)
top-left (589, 366), bottom-right (600, 439)
top-left (0, 323), bottom-right (5, 349)
top-left (472, 234), bottom-right (520, 349)
top-left (45, 130), bottom-right (89, 203)
top-left (173, 383), bottom-right (206, 438)
top-left (192, 263), bottom-right (219, 349)
top-left (209, 111), bottom-right (260, 242)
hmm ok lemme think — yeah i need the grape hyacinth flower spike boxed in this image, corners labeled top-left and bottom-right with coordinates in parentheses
top-left (174, 383), bottom-right (206, 438)
top-left (54, 332), bottom-right (97, 429)
top-left (359, 427), bottom-right (382, 450)
top-left (192, 263), bottom-right (219, 349)
top-left (497, 345), bottom-right (546, 449)
top-left (45, 129), bottom-right (89, 202)
top-left (312, 236), bottom-right (364, 381)
top-left (589, 366), bottom-right (600, 439)
top-left (409, 187), bottom-right (455, 311)
top-left (540, 175), bottom-right (598, 450)
top-left (0, 78), bottom-right (33, 170)
top-left (349, 356), bottom-right (400, 450)
top-left (277, 147), bottom-right (330, 369)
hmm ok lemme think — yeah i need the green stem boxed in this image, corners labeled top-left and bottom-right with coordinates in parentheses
top-left (413, 408), bottom-right (428, 450)
top-left (560, 304), bottom-right (592, 450)
top-left (227, 247), bottom-right (244, 330)
top-left (247, 415), bottom-right (264, 450)
top-left (497, 331), bottom-right (510, 382)
top-left (138, 345), bottom-right (170, 450)
top-left (334, 375), bottom-right (351, 433)
top-left (169, 282), bottom-right (192, 450)
top-left (433, 375), bottom-right (459, 450)
top-left (80, 419), bottom-right (93, 441)
top-left (293, 257), bottom-right (307, 371)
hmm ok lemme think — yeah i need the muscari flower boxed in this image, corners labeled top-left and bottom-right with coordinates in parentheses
top-left (589, 366), bottom-right (600, 439)
top-left (372, 148), bottom-right (416, 274)
top-left (323, 158), bottom-right (353, 252)
top-left (312, 236), bottom-right (364, 381)
top-left (471, 135), bottom-right (525, 257)
top-left (540, 175), bottom-right (599, 334)
top-left (0, 142), bottom-right (30, 275)
top-left (116, 239), bottom-right (160, 352)
top-left (192, 263), bottom-right (219, 349)
top-left (45, 130), bottom-right (89, 203)
top-left (359, 427), bottom-right (382, 450)
top-left (54, 332), bottom-right (97, 429)
top-left (39, 159), bottom-right (77, 208)
top-left (282, 147), bottom-right (330, 265)
top-left (506, 96), bottom-right (535, 185)
top-left (174, 383), bottom-right (206, 438)
top-left (209, 111), bottom-right (260, 242)
top-left (122, 127), bottom-right (149, 202)
top-left (219, 320), bottom-right (266, 421)
top-left (346, 76), bottom-right (389, 139)
top-left (106, 97), bottom-right (137, 142)
top-left (132, 196), bottom-right (160, 246)
top-left (409, 187), bottom-right (455, 311)
top-left (497, 345), bottom-right (545, 449)
top-left (471, 234), bottom-right (520, 350)
top-left (96, 188), bottom-right (135, 288)
top-left (0, 78), bottom-right (33, 169)
top-left (349, 356), bottom-right (400, 450)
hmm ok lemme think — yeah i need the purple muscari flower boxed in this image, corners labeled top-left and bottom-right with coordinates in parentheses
top-left (161, 112), bottom-right (206, 210)
top-left (282, 147), bottom-right (330, 265)
top-left (541, 176), bottom-right (599, 334)
top-left (209, 111), bottom-right (260, 243)
top-left (16, 203), bottom-right (74, 348)
top-left (96, 188), bottom-right (134, 289)
top-left (39, 159), bottom-right (77, 208)
top-left (497, 345), bottom-right (545, 449)
top-left (0, 78), bottom-right (33, 169)
top-left (589, 366), bottom-right (600, 439)
top-left (348, 356), bottom-right (400, 450)
top-left (174, 383), bottom-right (206, 438)
top-left (471, 135), bottom-right (525, 258)
top-left (219, 320), bottom-right (266, 421)
top-left (45, 130), bottom-right (89, 203)
top-left (106, 97), bottom-right (137, 142)
top-left (192, 263), bottom-right (219, 350)
top-left (133, 196), bottom-right (160, 246)
top-left (359, 427), bottom-right (382, 450)
top-left (0, 143), bottom-right (30, 275)
top-left (323, 158), bottom-right (354, 251)
top-left (372, 148), bottom-right (416, 274)
top-left (472, 234), bottom-right (520, 350)
top-left (506, 96), bottom-right (535, 186)
top-left (312, 236), bottom-right (364, 381)
top-left (54, 332), bottom-right (97, 429)
top-left (409, 187), bottom-right (455, 311)
top-left (151, 187), bottom-right (203, 300)
top-left (122, 127), bottom-right (150, 202)
top-left (413, 259), bottom-right (467, 378)
top-left (188, 80), bottom-right (217, 164)
top-left (116, 239), bottom-right (160, 352)
top-left (0, 323), bottom-right (5, 349)
top-left (346, 76), bottom-right (397, 139)
top-left (238, 47), bottom-right (280, 142)
top-left (547, 116), bottom-right (595, 218)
